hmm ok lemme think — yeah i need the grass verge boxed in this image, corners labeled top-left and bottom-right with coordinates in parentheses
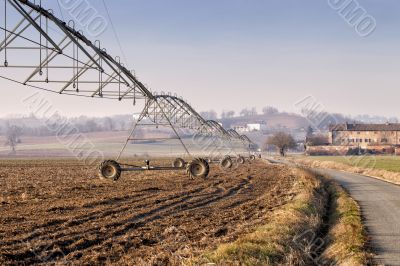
top-left (320, 177), bottom-right (370, 265)
top-left (302, 155), bottom-right (400, 173)
top-left (192, 165), bottom-right (370, 265)
top-left (290, 157), bottom-right (400, 185)
top-left (194, 167), bottom-right (327, 265)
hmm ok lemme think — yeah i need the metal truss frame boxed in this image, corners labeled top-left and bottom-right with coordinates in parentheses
top-left (1, 0), bottom-right (256, 172)
top-left (116, 95), bottom-right (251, 161)
top-left (1, 0), bottom-right (153, 100)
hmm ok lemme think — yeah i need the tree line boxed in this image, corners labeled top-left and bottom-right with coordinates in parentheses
top-left (200, 106), bottom-right (280, 120)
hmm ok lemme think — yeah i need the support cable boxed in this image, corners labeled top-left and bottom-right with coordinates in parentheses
top-left (39, 0), bottom-right (42, 75)
top-left (101, 0), bottom-right (129, 69)
top-left (4, 0), bottom-right (8, 67)
top-left (76, 35), bottom-right (79, 92)
top-left (45, 15), bottom-right (48, 82)
top-left (72, 35), bottom-right (76, 89)
top-left (97, 42), bottom-right (103, 97)
top-left (117, 57), bottom-right (121, 99)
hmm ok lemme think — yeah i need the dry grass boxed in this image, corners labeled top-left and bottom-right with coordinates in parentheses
top-left (192, 162), bottom-right (371, 266)
top-left (305, 155), bottom-right (400, 173)
top-left (321, 178), bottom-right (370, 265)
top-left (291, 157), bottom-right (400, 185)
top-left (194, 167), bottom-right (329, 265)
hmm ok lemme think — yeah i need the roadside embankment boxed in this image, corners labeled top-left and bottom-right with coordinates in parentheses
top-left (194, 163), bottom-right (370, 265)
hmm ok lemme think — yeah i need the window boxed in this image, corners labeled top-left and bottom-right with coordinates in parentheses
top-left (381, 138), bottom-right (388, 143)
top-left (357, 132), bottom-right (361, 134)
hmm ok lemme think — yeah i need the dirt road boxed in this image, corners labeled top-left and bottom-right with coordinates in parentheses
top-left (318, 169), bottom-right (400, 265)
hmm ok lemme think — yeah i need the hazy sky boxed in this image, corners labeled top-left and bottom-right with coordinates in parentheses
top-left (1, 0), bottom-right (400, 118)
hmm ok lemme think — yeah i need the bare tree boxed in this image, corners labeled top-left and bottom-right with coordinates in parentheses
top-left (240, 108), bottom-right (250, 117)
top-left (306, 134), bottom-right (329, 146)
top-left (5, 123), bottom-right (22, 154)
top-left (306, 125), bottom-right (314, 138)
top-left (221, 110), bottom-right (235, 119)
top-left (200, 110), bottom-right (218, 120)
top-left (240, 107), bottom-right (257, 117)
top-left (118, 120), bottom-right (126, 131)
top-left (85, 120), bottom-right (99, 132)
top-left (266, 132), bottom-right (296, 156)
top-left (262, 106), bottom-right (279, 115)
top-left (250, 107), bottom-right (257, 116)
top-left (103, 117), bottom-right (114, 131)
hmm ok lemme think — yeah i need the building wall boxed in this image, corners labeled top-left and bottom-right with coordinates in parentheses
top-left (331, 130), bottom-right (400, 148)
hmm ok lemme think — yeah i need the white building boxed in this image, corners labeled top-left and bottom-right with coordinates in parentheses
top-left (233, 125), bottom-right (248, 132)
top-left (247, 123), bottom-right (267, 132)
top-left (233, 122), bottom-right (267, 133)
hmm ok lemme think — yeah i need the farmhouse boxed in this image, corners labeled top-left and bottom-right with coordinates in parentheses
top-left (329, 123), bottom-right (400, 149)
top-left (306, 123), bottom-right (400, 156)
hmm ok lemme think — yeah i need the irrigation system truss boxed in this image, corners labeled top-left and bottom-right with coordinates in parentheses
top-left (1, 0), bottom-right (257, 179)
top-left (1, 0), bottom-right (152, 101)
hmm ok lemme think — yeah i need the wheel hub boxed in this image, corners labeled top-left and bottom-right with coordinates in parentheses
top-left (102, 165), bottom-right (116, 178)
top-left (191, 164), bottom-right (203, 175)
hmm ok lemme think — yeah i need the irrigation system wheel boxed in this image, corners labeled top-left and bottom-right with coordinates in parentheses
top-left (220, 156), bottom-right (233, 169)
top-left (99, 160), bottom-right (122, 181)
top-left (172, 158), bottom-right (186, 168)
top-left (237, 156), bottom-right (245, 164)
top-left (187, 158), bottom-right (210, 178)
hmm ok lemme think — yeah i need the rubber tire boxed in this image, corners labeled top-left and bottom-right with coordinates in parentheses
top-left (187, 158), bottom-right (210, 179)
top-left (220, 156), bottom-right (233, 169)
top-left (99, 160), bottom-right (122, 181)
top-left (199, 158), bottom-right (210, 175)
top-left (197, 158), bottom-right (210, 178)
top-left (172, 158), bottom-right (186, 168)
top-left (249, 155), bottom-right (256, 161)
top-left (237, 156), bottom-right (245, 164)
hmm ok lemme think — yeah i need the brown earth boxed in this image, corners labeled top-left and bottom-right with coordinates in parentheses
top-left (0, 159), bottom-right (296, 265)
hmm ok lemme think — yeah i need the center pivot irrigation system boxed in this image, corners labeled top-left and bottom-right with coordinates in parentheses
top-left (0, 0), bottom-right (258, 180)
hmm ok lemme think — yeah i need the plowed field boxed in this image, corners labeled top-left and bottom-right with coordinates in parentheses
top-left (0, 159), bottom-right (296, 265)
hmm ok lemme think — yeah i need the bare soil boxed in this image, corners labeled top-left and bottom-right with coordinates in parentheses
top-left (0, 159), bottom-right (296, 265)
